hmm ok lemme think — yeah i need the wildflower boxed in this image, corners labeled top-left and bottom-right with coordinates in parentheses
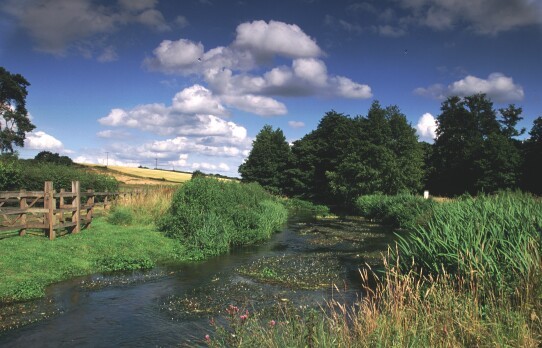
top-left (240, 314), bottom-right (248, 322)
top-left (205, 334), bottom-right (210, 342)
top-left (226, 305), bottom-right (239, 315)
top-left (269, 320), bottom-right (276, 328)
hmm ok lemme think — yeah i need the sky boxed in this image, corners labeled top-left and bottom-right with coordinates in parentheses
top-left (1, 0), bottom-right (541, 177)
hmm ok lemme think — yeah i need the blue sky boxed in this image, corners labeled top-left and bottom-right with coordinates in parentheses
top-left (1, 0), bottom-right (541, 177)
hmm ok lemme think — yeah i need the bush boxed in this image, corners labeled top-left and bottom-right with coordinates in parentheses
top-left (396, 192), bottom-right (542, 293)
top-left (159, 178), bottom-right (287, 258)
top-left (0, 157), bottom-right (22, 190)
top-left (356, 193), bottom-right (435, 229)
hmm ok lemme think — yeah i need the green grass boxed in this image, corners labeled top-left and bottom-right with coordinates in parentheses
top-left (0, 218), bottom-right (186, 303)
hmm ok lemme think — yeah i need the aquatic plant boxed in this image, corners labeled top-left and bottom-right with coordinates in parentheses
top-left (206, 254), bottom-right (541, 347)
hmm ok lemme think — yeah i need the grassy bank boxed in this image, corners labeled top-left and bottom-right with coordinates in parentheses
top-left (0, 219), bottom-right (185, 303)
top-left (0, 178), bottom-right (288, 303)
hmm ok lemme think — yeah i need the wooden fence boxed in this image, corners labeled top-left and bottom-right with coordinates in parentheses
top-left (0, 181), bottom-right (118, 240)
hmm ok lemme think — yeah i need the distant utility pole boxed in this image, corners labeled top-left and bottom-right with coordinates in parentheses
top-left (155, 157), bottom-right (158, 170)
top-left (106, 152), bottom-right (109, 168)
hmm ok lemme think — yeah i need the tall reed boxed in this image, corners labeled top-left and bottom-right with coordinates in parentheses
top-left (206, 252), bottom-right (541, 347)
top-left (396, 191), bottom-right (542, 294)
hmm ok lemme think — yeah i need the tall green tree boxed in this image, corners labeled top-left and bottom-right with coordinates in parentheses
top-left (0, 67), bottom-right (35, 153)
top-left (289, 111), bottom-right (356, 203)
top-left (522, 116), bottom-right (542, 194)
top-left (34, 151), bottom-right (73, 166)
top-left (430, 94), bottom-right (522, 195)
top-left (327, 102), bottom-right (423, 203)
top-left (238, 125), bottom-right (292, 194)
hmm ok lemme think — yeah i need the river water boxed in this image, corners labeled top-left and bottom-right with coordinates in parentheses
top-left (0, 214), bottom-right (394, 347)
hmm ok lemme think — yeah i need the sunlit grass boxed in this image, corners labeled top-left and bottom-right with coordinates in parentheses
top-left (0, 218), bottom-right (186, 303)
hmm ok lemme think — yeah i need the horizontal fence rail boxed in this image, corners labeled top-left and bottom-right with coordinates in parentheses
top-left (0, 181), bottom-right (123, 240)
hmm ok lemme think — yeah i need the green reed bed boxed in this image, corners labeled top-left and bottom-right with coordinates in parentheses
top-left (159, 177), bottom-right (288, 260)
top-left (396, 192), bottom-right (542, 294)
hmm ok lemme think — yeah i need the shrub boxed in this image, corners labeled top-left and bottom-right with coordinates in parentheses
top-left (0, 157), bottom-right (22, 190)
top-left (396, 192), bottom-right (542, 293)
top-left (356, 193), bottom-right (435, 229)
top-left (159, 177), bottom-right (287, 258)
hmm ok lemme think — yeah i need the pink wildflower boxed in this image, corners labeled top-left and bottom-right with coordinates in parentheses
top-left (205, 334), bottom-right (210, 342)
top-left (269, 320), bottom-right (276, 328)
top-left (240, 314), bottom-right (248, 322)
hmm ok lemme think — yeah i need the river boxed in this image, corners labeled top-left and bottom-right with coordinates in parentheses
top-left (0, 214), bottom-right (394, 347)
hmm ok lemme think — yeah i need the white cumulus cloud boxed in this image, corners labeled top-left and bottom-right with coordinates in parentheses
top-left (416, 113), bottom-right (437, 141)
top-left (233, 20), bottom-right (323, 61)
top-left (143, 20), bottom-right (372, 117)
top-left (288, 121), bottom-right (305, 128)
top-left (24, 131), bottom-right (64, 150)
top-left (414, 73), bottom-right (524, 103)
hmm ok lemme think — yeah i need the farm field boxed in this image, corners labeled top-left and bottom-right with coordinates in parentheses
top-left (82, 164), bottom-right (193, 186)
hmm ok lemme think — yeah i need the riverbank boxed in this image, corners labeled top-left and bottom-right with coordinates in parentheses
top-left (0, 218), bottom-right (186, 304)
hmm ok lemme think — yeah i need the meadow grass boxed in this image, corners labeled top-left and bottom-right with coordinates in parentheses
top-left (108, 186), bottom-right (175, 226)
top-left (0, 218), bottom-right (185, 303)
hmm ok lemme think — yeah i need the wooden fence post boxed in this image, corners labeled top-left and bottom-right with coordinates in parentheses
top-left (44, 181), bottom-right (56, 240)
top-left (59, 188), bottom-right (65, 223)
top-left (72, 181), bottom-right (81, 233)
top-left (19, 190), bottom-right (27, 236)
top-left (86, 189), bottom-right (94, 228)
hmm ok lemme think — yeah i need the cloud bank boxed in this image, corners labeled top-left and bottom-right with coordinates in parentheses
top-left (414, 73), bottom-right (524, 103)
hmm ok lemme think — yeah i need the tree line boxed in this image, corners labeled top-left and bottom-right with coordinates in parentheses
top-left (239, 94), bottom-right (542, 206)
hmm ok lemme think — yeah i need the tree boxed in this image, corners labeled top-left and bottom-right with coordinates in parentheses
top-left (522, 117), bottom-right (542, 194)
top-left (34, 151), bottom-right (73, 166)
top-left (429, 94), bottom-right (523, 195)
top-left (0, 67), bottom-right (35, 153)
top-left (327, 102), bottom-right (423, 202)
top-left (238, 125), bottom-right (292, 194)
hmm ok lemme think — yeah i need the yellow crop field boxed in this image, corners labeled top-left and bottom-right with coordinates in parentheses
top-left (106, 166), bottom-right (192, 183)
